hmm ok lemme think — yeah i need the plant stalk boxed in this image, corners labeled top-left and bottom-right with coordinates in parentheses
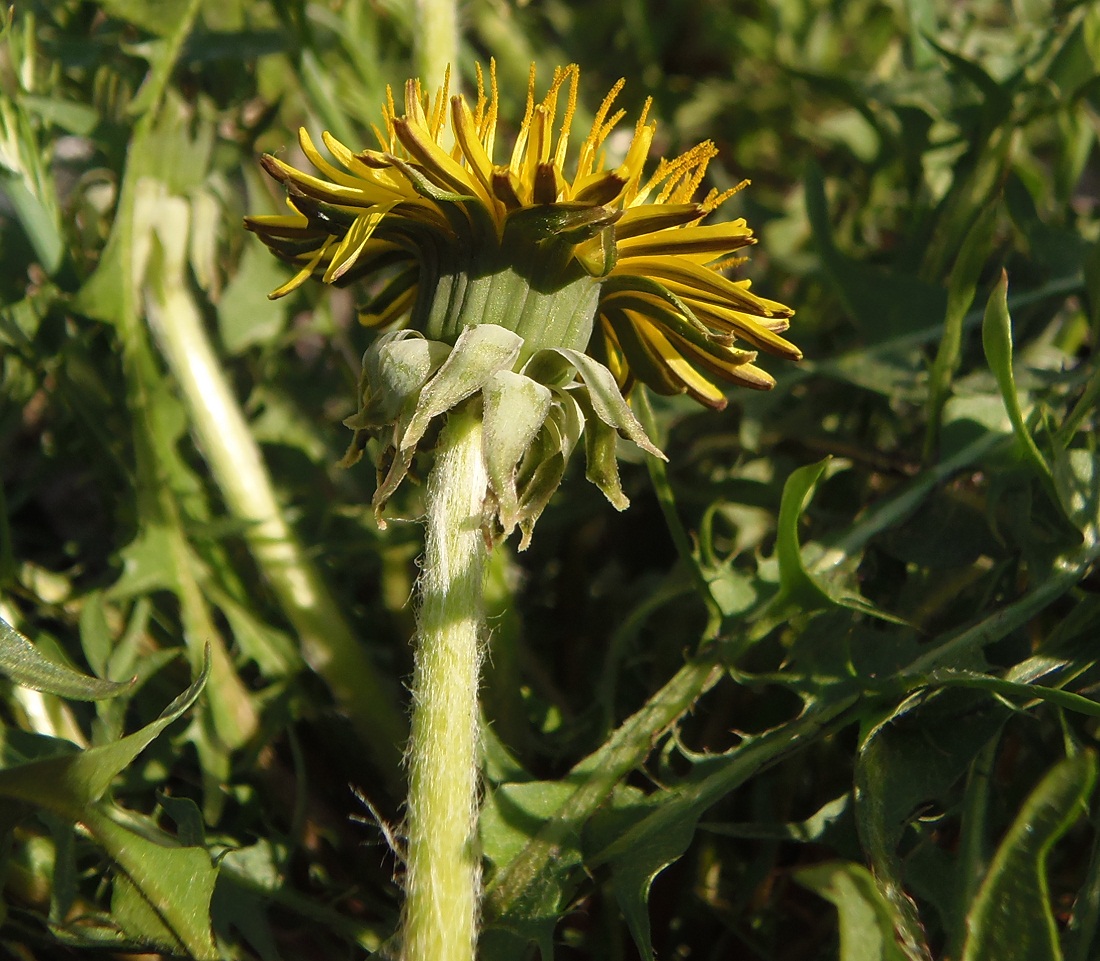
top-left (413, 0), bottom-right (460, 102)
top-left (142, 195), bottom-right (406, 784)
top-left (402, 406), bottom-right (487, 961)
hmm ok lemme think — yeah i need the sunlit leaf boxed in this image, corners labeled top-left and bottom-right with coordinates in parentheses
top-left (0, 650), bottom-right (209, 819)
top-left (85, 805), bottom-right (218, 960)
top-left (0, 616), bottom-right (132, 700)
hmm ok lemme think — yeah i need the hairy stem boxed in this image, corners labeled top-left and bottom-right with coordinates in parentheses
top-left (403, 407), bottom-right (487, 961)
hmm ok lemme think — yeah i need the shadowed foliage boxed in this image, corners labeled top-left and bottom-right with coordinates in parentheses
top-left (1, 1), bottom-right (1099, 958)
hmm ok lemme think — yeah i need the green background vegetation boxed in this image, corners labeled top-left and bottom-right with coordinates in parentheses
top-left (2, 1), bottom-right (1100, 958)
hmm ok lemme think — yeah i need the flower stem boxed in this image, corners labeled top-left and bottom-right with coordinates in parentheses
top-left (403, 406), bottom-right (487, 961)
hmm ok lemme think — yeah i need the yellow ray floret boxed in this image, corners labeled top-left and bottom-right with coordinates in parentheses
top-left (244, 61), bottom-right (798, 408)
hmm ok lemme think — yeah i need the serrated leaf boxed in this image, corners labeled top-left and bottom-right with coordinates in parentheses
top-left (796, 861), bottom-right (911, 961)
top-left (0, 616), bottom-right (132, 701)
top-left (961, 752), bottom-right (1097, 961)
top-left (481, 780), bottom-right (585, 960)
top-left (585, 696), bottom-right (861, 959)
top-left (106, 524), bottom-right (179, 600)
top-left (0, 649), bottom-right (209, 819)
top-left (85, 805), bottom-right (218, 959)
top-left (589, 786), bottom-right (699, 961)
top-left (483, 658), bottom-right (725, 944)
top-left (856, 698), bottom-right (1011, 961)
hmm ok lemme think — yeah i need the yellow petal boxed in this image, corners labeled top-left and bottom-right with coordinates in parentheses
top-left (323, 204), bottom-right (396, 283)
top-left (268, 237), bottom-right (334, 299)
top-left (629, 313), bottom-right (728, 407)
top-left (391, 116), bottom-right (492, 206)
top-left (616, 220), bottom-right (755, 259)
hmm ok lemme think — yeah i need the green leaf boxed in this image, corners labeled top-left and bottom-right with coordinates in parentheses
top-left (925, 205), bottom-right (998, 458)
top-left (703, 792), bottom-right (851, 842)
top-left (796, 861), bottom-right (911, 961)
top-left (855, 697), bottom-right (1010, 961)
top-left (212, 842), bottom-right (286, 961)
top-left (759, 459), bottom-right (905, 631)
top-left (481, 780), bottom-right (585, 960)
top-left (804, 162), bottom-right (946, 343)
top-left (78, 592), bottom-right (114, 680)
top-left (981, 271), bottom-right (1055, 488)
top-left (772, 458), bottom-right (835, 611)
top-left (96, 0), bottom-right (188, 35)
top-left (912, 668), bottom-right (1100, 719)
top-left (0, 616), bottom-right (132, 700)
top-left (1052, 447), bottom-right (1100, 543)
top-left (924, 35), bottom-right (1013, 126)
top-left (961, 752), bottom-right (1097, 961)
top-left (217, 241), bottom-right (289, 354)
top-left (0, 649), bottom-right (209, 819)
top-left (107, 524), bottom-right (180, 600)
top-left (19, 94), bottom-right (99, 135)
top-left (482, 781), bottom-right (580, 876)
top-left (84, 805), bottom-right (218, 959)
top-left (483, 657), bottom-right (724, 939)
top-left (588, 786), bottom-right (699, 961)
top-left (1065, 823), bottom-right (1100, 961)
top-left (0, 174), bottom-right (64, 275)
top-left (74, 0), bottom-right (205, 324)
top-left (586, 696), bottom-right (861, 959)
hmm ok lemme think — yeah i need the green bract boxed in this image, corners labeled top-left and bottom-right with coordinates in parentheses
top-left (342, 323), bottom-right (663, 547)
top-left (246, 62), bottom-right (800, 544)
